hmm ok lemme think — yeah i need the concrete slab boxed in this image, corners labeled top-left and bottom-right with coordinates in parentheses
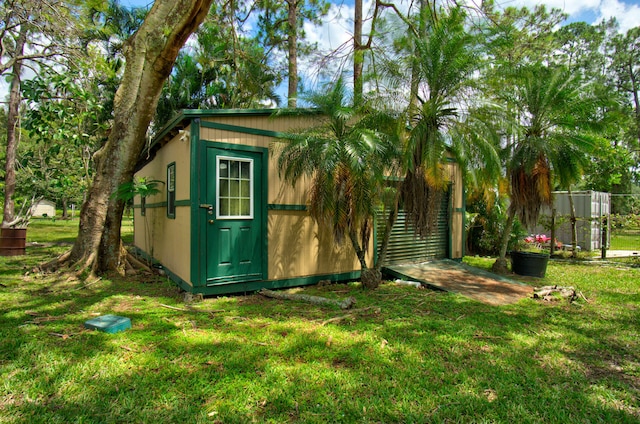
top-left (384, 259), bottom-right (533, 306)
top-left (604, 250), bottom-right (640, 258)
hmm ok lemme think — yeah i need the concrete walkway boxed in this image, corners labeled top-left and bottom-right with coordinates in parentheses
top-left (603, 250), bottom-right (639, 258)
top-left (384, 259), bottom-right (533, 306)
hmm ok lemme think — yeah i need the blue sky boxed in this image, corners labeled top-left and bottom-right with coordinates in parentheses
top-left (120, 0), bottom-right (640, 32)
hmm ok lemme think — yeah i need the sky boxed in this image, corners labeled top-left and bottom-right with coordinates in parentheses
top-left (116, 0), bottom-right (640, 101)
top-left (119, 0), bottom-right (640, 33)
top-left (2, 0), bottom-right (639, 103)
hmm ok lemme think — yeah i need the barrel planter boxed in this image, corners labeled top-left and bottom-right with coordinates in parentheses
top-left (510, 250), bottom-right (549, 278)
top-left (0, 228), bottom-right (27, 256)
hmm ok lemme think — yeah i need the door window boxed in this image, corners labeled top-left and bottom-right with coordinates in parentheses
top-left (217, 156), bottom-right (253, 219)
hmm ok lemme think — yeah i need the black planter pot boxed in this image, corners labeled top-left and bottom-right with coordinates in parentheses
top-left (510, 250), bottom-right (549, 278)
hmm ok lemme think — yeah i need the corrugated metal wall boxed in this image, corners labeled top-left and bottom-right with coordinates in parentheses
top-left (377, 190), bottom-right (450, 265)
top-left (535, 191), bottom-right (610, 251)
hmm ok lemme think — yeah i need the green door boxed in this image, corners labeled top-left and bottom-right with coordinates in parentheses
top-left (204, 147), bottom-right (265, 286)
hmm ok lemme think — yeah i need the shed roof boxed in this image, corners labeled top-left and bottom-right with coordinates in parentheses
top-left (138, 108), bottom-right (318, 170)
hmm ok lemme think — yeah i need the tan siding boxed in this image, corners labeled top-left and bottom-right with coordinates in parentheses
top-left (200, 115), bottom-right (317, 206)
top-left (449, 161), bottom-right (464, 259)
top-left (200, 114), bottom-right (368, 280)
top-left (134, 131), bottom-right (191, 282)
top-left (268, 210), bottom-right (373, 280)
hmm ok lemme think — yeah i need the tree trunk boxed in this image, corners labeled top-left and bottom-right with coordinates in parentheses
top-left (65, 0), bottom-right (213, 275)
top-left (61, 198), bottom-right (68, 219)
top-left (347, 226), bottom-right (380, 289)
top-left (374, 187), bottom-right (400, 272)
top-left (259, 288), bottom-right (356, 309)
top-left (567, 185), bottom-right (579, 258)
top-left (287, 0), bottom-right (298, 108)
top-left (2, 27), bottom-right (26, 228)
top-left (353, 0), bottom-right (363, 105)
top-left (408, 0), bottom-right (430, 113)
top-left (492, 205), bottom-right (516, 273)
top-left (550, 208), bottom-right (556, 255)
top-left (628, 63), bottom-right (640, 148)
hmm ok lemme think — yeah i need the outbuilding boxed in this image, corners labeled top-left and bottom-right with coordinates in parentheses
top-left (30, 199), bottom-right (56, 218)
top-left (133, 109), bottom-right (464, 295)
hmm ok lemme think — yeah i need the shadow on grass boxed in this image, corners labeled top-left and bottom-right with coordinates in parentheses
top-left (1, 251), bottom-right (639, 422)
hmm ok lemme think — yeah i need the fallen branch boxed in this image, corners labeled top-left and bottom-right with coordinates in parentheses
top-left (24, 315), bottom-right (63, 324)
top-left (533, 285), bottom-right (580, 302)
top-left (158, 303), bottom-right (225, 315)
top-left (393, 279), bottom-right (424, 289)
top-left (159, 303), bottom-right (190, 312)
top-left (48, 332), bottom-right (72, 339)
top-left (71, 277), bottom-right (103, 291)
top-left (320, 306), bottom-right (380, 326)
top-left (259, 288), bottom-right (356, 309)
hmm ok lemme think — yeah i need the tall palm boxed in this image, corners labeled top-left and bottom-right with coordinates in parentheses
top-left (493, 63), bottom-right (598, 271)
top-left (397, 5), bottom-right (501, 238)
top-left (277, 78), bottom-right (400, 289)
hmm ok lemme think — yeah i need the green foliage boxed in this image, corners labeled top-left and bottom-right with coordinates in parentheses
top-left (466, 195), bottom-right (526, 256)
top-left (20, 68), bottom-right (108, 209)
top-left (113, 177), bottom-right (162, 203)
top-left (277, 78), bottom-right (400, 268)
top-left (153, 3), bottom-right (280, 130)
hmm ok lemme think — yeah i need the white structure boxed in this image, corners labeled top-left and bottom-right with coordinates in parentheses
top-left (30, 199), bottom-right (56, 218)
top-left (535, 191), bottom-right (610, 251)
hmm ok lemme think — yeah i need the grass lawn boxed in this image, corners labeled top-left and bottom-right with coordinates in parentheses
top-left (611, 231), bottom-right (640, 251)
top-left (1, 224), bottom-right (639, 423)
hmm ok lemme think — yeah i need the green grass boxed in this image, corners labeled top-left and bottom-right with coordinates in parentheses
top-left (25, 217), bottom-right (134, 244)
top-left (1, 226), bottom-right (639, 422)
top-left (610, 230), bottom-right (640, 251)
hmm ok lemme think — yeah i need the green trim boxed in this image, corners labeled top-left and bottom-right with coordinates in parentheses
top-left (167, 162), bottom-right (176, 219)
top-left (260, 147), bottom-right (269, 283)
top-left (448, 183), bottom-right (453, 260)
top-left (194, 141), bottom-right (269, 288)
top-left (267, 204), bottom-right (308, 211)
top-left (135, 201), bottom-right (167, 208)
top-left (133, 200), bottom-right (190, 209)
top-left (180, 108), bottom-right (319, 118)
top-left (202, 139), bottom-right (268, 153)
top-left (201, 121), bottom-right (285, 139)
top-left (190, 119), bottom-right (202, 288)
top-left (189, 271), bottom-right (361, 296)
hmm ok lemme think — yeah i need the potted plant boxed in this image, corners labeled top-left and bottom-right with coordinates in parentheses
top-left (510, 234), bottom-right (550, 278)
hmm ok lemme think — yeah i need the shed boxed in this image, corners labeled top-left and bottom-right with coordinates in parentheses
top-left (534, 190), bottom-right (610, 251)
top-left (133, 109), bottom-right (464, 295)
top-left (30, 199), bottom-right (56, 218)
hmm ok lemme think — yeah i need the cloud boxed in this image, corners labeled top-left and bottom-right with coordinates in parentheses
top-left (500, 0), bottom-right (601, 16)
top-left (596, 0), bottom-right (640, 32)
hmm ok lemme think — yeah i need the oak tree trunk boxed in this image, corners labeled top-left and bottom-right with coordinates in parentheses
top-left (66, 0), bottom-right (213, 275)
top-left (2, 27), bottom-right (26, 228)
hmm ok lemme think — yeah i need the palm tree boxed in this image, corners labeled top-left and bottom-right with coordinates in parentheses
top-left (390, 5), bottom-right (501, 239)
top-left (277, 78), bottom-right (401, 289)
top-left (492, 63), bottom-right (598, 272)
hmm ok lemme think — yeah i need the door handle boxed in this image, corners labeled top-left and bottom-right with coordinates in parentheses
top-left (200, 204), bottom-right (214, 214)
top-left (208, 219), bottom-right (215, 224)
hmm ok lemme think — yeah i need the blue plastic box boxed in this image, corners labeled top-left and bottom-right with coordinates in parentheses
top-left (84, 315), bottom-right (131, 334)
